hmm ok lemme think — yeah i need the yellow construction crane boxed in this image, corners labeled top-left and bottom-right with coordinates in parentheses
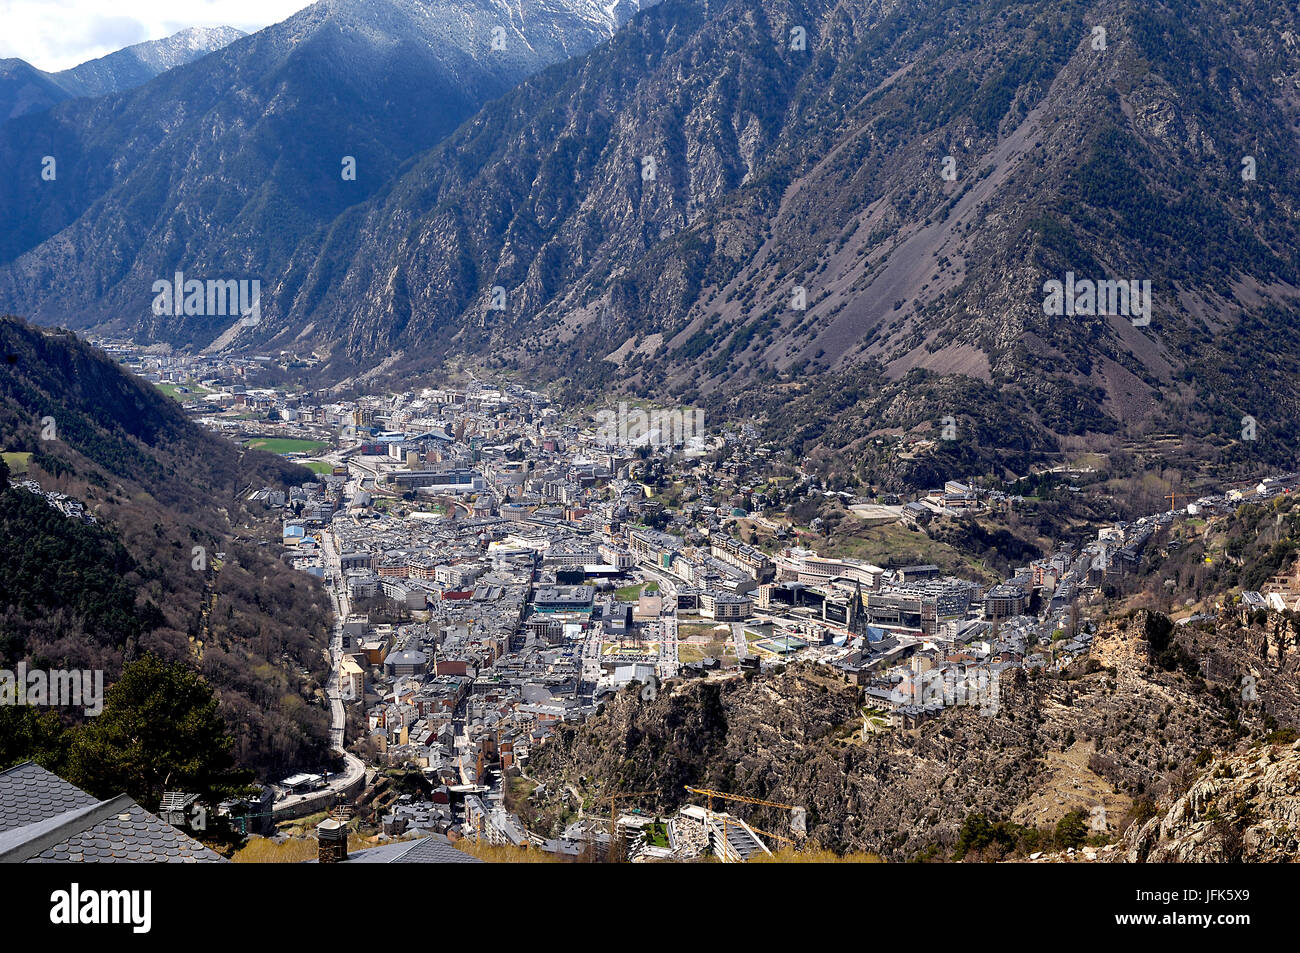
top-left (747, 824), bottom-right (796, 849)
top-left (684, 786), bottom-right (796, 814)
top-left (683, 786), bottom-right (806, 855)
top-left (605, 791), bottom-right (658, 861)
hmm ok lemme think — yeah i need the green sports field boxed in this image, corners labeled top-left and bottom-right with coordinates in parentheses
top-left (244, 438), bottom-right (329, 454)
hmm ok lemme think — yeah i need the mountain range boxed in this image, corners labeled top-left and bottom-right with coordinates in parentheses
top-left (2, 0), bottom-right (1299, 478)
top-left (0, 0), bottom-right (658, 320)
top-left (0, 26), bottom-right (246, 122)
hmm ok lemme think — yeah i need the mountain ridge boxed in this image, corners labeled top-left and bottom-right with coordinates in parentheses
top-left (2, 0), bottom-right (1298, 481)
top-left (0, 0), bottom-right (659, 301)
top-left (0, 26), bottom-right (245, 122)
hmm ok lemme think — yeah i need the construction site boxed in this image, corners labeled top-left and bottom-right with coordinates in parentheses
top-left (464, 785), bottom-right (809, 863)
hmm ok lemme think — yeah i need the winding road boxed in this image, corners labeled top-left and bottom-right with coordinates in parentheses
top-left (318, 526), bottom-right (367, 795)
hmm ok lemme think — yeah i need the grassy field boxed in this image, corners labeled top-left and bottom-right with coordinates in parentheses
top-left (816, 519), bottom-right (948, 564)
top-left (302, 461), bottom-right (335, 474)
top-left (678, 640), bottom-right (736, 665)
top-left (678, 622), bottom-right (730, 638)
top-left (454, 840), bottom-right (567, 863)
top-left (615, 582), bottom-right (659, 600)
top-left (818, 518), bottom-right (997, 580)
top-left (245, 437), bottom-right (329, 455)
top-left (602, 642), bottom-right (661, 655)
top-left (2, 451), bottom-right (32, 474)
top-left (750, 846), bottom-right (884, 863)
top-left (154, 380), bottom-right (212, 401)
top-left (231, 835), bottom-right (319, 863)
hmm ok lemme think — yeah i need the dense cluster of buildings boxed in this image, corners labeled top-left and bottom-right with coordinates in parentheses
top-left (96, 341), bottom-right (1300, 853)
top-left (226, 381), bottom-right (1182, 840)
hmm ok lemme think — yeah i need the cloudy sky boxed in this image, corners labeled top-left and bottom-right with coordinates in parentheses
top-left (0, 0), bottom-right (314, 71)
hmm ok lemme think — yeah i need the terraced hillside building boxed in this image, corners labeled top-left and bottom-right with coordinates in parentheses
top-left (708, 533), bottom-right (775, 582)
top-left (775, 548), bottom-right (885, 589)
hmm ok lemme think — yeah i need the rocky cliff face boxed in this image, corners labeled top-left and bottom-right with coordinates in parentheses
top-left (528, 608), bottom-right (1300, 859)
top-left (1122, 741), bottom-right (1300, 862)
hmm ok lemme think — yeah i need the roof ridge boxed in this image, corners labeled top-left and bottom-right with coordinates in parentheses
top-left (0, 794), bottom-right (136, 863)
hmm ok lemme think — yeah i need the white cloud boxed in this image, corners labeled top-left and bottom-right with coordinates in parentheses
top-left (0, 0), bottom-right (314, 71)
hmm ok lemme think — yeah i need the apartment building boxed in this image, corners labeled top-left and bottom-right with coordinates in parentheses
top-left (709, 533), bottom-right (776, 581)
top-left (775, 547), bottom-right (884, 588)
top-left (699, 591), bottom-right (752, 621)
top-left (628, 528), bottom-right (683, 569)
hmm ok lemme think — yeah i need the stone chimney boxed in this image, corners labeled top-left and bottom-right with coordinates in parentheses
top-left (317, 818), bottom-right (348, 864)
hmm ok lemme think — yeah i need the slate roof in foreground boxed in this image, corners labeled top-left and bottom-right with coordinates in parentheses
top-left (0, 762), bottom-right (226, 863)
top-left (0, 761), bottom-right (98, 834)
top-left (316, 832), bottom-right (483, 863)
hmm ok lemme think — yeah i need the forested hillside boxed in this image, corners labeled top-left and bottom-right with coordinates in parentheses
top-left (0, 317), bottom-right (332, 778)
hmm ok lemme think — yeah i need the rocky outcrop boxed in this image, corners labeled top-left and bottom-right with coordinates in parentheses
top-left (1125, 741), bottom-right (1300, 862)
top-left (531, 666), bottom-right (1051, 858)
top-left (529, 609), bottom-right (1300, 860)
